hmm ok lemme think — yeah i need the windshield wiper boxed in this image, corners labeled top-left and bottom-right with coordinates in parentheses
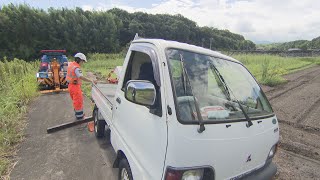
top-left (209, 63), bottom-right (253, 128)
top-left (179, 54), bottom-right (205, 133)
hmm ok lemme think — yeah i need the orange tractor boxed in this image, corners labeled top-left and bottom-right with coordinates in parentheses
top-left (37, 50), bottom-right (69, 93)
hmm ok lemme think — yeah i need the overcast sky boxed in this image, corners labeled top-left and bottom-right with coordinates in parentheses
top-left (1, 0), bottom-right (319, 43)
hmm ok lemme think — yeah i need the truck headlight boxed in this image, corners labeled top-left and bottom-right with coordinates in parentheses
top-left (182, 169), bottom-right (204, 180)
top-left (165, 167), bottom-right (209, 180)
top-left (268, 143), bottom-right (278, 159)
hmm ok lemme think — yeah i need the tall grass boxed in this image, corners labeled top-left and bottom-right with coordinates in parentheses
top-left (81, 53), bottom-right (125, 96)
top-left (80, 53), bottom-right (320, 91)
top-left (232, 54), bottom-right (320, 86)
top-left (0, 58), bottom-right (38, 177)
top-left (82, 53), bottom-right (124, 77)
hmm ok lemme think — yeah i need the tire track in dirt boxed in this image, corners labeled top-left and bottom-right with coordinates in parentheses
top-left (274, 149), bottom-right (320, 180)
top-left (264, 65), bottom-right (320, 179)
top-left (278, 122), bottom-right (320, 161)
top-left (267, 66), bottom-right (320, 101)
top-left (269, 80), bottom-right (307, 101)
top-left (278, 119), bottom-right (320, 136)
top-left (296, 97), bottom-right (320, 124)
top-left (272, 86), bottom-right (320, 126)
top-left (279, 142), bottom-right (320, 162)
top-left (282, 149), bottom-right (320, 166)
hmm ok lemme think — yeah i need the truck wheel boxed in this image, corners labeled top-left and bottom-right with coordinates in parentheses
top-left (93, 108), bottom-right (105, 138)
top-left (38, 84), bottom-right (48, 91)
top-left (118, 158), bottom-right (133, 180)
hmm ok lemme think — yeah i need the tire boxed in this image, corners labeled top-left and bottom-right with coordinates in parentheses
top-left (93, 107), bottom-right (105, 138)
top-left (118, 158), bottom-right (133, 180)
top-left (38, 84), bottom-right (48, 91)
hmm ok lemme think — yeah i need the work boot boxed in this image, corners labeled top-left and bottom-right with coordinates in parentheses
top-left (76, 114), bottom-right (87, 129)
top-left (76, 113), bottom-right (86, 120)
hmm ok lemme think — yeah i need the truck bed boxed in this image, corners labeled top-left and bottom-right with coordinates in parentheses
top-left (91, 83), bottom-right (117, 123)
top-left (95, 83), bottom-right (117, 104)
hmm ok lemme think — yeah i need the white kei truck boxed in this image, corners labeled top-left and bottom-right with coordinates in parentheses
top-left (91, 38), bottom-right (279, 180)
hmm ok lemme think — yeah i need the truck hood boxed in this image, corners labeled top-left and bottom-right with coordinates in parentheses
top-left (164, 116), bottom-right (279, 180)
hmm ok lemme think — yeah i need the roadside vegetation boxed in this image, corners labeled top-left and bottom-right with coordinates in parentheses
top-left (0, 59), bottom-right (38, 177)
top-left (256, 36), bottom-right (320, 50)
top-left (232, 54), bottom-right (320, 86)
top-left (82, 53), bottom-right (320, 89)
top-left (81, 53), bottom-right (124, 97)
top-left (82, 53), bottom-right (124, 77)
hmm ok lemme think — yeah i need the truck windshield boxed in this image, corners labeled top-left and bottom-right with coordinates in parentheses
top-left (166, 49), bottom-right (273, 123)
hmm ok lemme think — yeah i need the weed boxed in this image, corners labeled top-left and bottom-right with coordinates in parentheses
top-left (0, 59), bottom-right (38, 177)
top-left (80, 53), bottom-right (125, 97)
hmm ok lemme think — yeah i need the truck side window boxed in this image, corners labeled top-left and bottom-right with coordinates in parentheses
top-left (122, 50), bottom-right (162, 116)
top-left (122, 51), bottom-right (156, 89)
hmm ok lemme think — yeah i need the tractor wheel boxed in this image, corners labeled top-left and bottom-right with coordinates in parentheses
top-left (38, 84), bottom-right (48, 91)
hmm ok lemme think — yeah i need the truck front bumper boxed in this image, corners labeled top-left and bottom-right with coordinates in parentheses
top-left (241, 161), bottom-right (277, 180)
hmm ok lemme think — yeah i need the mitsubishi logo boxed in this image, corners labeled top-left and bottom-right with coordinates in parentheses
top-left (246, 155), bottom-right (252, 162)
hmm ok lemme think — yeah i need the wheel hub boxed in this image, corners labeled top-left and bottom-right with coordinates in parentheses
top-left (94, 111), bottom-right (98, 133)
top-left (121, 168), bottom-right (129, 180)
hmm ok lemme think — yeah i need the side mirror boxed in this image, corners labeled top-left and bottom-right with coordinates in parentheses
top-left (125, 80), bottom-right (156, 106)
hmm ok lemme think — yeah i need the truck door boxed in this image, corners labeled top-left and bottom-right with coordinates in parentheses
top-left (113, 44), bottom-right (167, 179)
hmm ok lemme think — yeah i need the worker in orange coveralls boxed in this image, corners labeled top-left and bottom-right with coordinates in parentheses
top-left (67, 53), bottom-right (96, 130)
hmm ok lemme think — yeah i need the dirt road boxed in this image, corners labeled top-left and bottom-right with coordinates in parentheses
top-left (10, 65), bottom-right (320, 180)
top-left (264, 65), bottom-right (320, 179)
top-left (10, 93), bottom-right (117, 180)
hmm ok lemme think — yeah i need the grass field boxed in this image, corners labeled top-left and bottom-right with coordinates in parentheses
top-left (229, 54), bottom-right (320, 86)
top-left (81, 53), bottom-right (125, 96)
top-left (0, 59), bottom-right (38, 177)
top-left (82, 53), bottom-right (320, 88)
top-left (82, 53), bottom-right (125, 77)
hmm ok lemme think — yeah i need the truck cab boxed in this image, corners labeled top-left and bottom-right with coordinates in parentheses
top-left (91, 38), bottom-right (279, 180)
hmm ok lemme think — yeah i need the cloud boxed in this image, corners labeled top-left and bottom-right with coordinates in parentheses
top-left (84, 0), bottom-right (320, 42)
top-left (82, 5), bottom-right (93, 11)
top-left (235, 21), bottom-right (255, 33)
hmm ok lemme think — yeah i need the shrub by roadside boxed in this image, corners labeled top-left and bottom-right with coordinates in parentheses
top-left (0, 59), bottom-right (39, 178)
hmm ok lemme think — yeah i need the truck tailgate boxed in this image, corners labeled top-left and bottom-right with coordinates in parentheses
top-left (91, 83), bottom-right (117, 124)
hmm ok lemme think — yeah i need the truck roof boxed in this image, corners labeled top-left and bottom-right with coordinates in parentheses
top-left (132, 38), bottom-right (240, 63)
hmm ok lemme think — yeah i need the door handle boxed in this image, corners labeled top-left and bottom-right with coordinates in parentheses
top-left (116, 97), bottom-right (121, 104)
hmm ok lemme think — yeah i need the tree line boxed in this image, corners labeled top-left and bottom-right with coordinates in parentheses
top-left (0, 4), bottom-right (256, 60)
top-left (257, 37), bottom-right (320, 51)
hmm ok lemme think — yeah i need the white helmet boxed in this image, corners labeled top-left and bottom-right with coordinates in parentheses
top-left (74, 52), bottom-right (87, 62)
